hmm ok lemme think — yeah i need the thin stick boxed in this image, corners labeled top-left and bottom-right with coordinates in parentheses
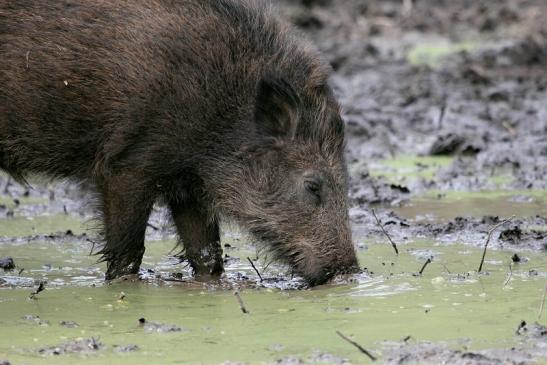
top-left (371, 209), bottom-right (399, 255)
top-left (247, 257), bottom-right (263, 282)
top-left (478, 216), bottom-right (515, 273)
top-left (29, 281), bottom-right (45, 299)
top-left (234, 290), bottom-right (249, 314)
top-left (336, 331), bottom-right (376, 361)
top-left (418, 258), bottom-right (432, 276)
top-left (539, 281), bottom-right (547, 320)
top-left (503, 263), bottom-right (513, 287)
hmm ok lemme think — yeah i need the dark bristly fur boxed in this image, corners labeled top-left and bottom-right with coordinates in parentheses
top-left (0, 0), bottom-right (359, 285)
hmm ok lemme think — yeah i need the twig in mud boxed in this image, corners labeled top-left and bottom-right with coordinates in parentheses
top-left (478, 215), bottom-right (515, 273)
top-left (539, 281), bottom-right (547, 320)
top-left (146, 223), bottom-right (159, 231)
top-left (503, 263), bottom-right (513, 287)
top-left (234, 290), bottom-right (249, 314)
top-left (371, 209), bottom-right (399, 255)
top-left (441, 263), bottom-right (451, 274)
top-left (418, 258), bottom-right (432, 276)
top-left (29, 281), bottom-right (46, 299)
top-left (436, 99), bottom-right (446, 129)
top-left (246, 257), bottom-right (263, 282)
top-left (336, 331), bottom-right (377, 361)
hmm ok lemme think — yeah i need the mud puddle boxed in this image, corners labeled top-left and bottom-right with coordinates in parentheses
top-left (1, 237), bottom-right (546, 364)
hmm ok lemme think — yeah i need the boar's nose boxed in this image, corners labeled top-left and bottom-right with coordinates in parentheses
top-left (304, 259), bottom-right (360, 287)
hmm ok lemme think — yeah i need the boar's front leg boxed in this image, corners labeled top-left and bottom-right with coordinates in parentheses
top-left (169, 200), bottom-right (224, 279)
top-left (98, 176), bottom-right (155, 280)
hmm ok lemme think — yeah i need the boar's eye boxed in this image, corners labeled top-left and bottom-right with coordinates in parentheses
top-left (304, 178), bottom-right (322, 204)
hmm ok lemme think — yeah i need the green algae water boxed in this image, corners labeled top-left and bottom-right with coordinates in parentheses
top-left (395, 190), bottom-right (547, 221)
top-left (1, 235), bottom-right (546, 364)
top-left (1, 169), bottom-right (546, 364)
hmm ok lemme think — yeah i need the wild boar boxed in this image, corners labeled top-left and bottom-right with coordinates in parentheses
top-left (0, 0), bottom-right (358, 285)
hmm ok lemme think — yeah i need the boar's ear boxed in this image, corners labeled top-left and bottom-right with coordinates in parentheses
top-left (255, 75), bottom-right (300, 139)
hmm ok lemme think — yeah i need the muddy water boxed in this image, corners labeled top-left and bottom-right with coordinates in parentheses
top-left (1, 227), bottom-right (546, 364)
top-left (1, 160), bottom-right (547, 364)
top-left (2, 0), bottom-right (547, 361)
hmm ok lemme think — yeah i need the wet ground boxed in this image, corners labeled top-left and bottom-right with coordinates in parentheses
top-left (1, 0), bottom-right (547, 364)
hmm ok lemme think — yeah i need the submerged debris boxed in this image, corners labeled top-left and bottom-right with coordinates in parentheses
top-left (37, 337), bottom-right (103, 356)
top-left (113, 344), bottom-right (139, 353)
top-left (382, 341), bottom-right (537, 365)
top-left (59, 320), bottom-right (79, 328)
top-left (516, 321), bottom-right (547, 338)
top-left (138, 318), bottom-right (183, 333)
top-left (22, 314), bottom-right (50, 326)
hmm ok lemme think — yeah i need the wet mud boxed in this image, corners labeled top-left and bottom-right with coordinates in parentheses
top-left (1, 0), bottom-right (547, 364)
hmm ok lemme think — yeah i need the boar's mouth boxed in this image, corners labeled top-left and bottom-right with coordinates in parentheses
top-left (296, 258), bottom-right (361, 287)
top-left (249, 226), bottom-right (359, 286)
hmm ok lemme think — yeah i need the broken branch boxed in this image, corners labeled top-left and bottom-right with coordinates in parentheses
top-left (371, 208), bottom-right (399, 255)
top-left (478, 215), bottom-right (515, 273)
top-left (419, 258), bottom-right (432, 276)
top-left (247, 257), bottom-right (263, 282)
top-left (336, 331), bottom-right (377, 361)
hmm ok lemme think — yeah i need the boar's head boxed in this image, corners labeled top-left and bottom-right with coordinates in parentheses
top-left (221, 73), bottom-right (359, 286)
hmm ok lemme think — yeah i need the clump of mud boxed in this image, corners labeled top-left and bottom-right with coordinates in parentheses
top-left (138, 318), bottom-right (184, 333)
top-left (516, 321), bottom-right (547, 338)
top-left (353, 210), bottom-right (547, 251)
top-left (382, 341), bottom-right (538, 365)
top-left (36, 337), bottom-right (104, 356)
top-left (269, 351), bottom-right (349, 365)
top-left (279, 0), bottom-right (547, 199)
top-left (0, 257), bottom-right (15, 270)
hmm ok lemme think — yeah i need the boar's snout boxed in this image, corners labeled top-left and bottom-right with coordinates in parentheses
top-left (298, 246), bottom-right (360, 286)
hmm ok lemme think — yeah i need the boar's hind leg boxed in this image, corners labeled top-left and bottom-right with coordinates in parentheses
top-left (98, 178), bottom-right (155, 280)
top-left (169, 200), bottom-right (224, 278)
